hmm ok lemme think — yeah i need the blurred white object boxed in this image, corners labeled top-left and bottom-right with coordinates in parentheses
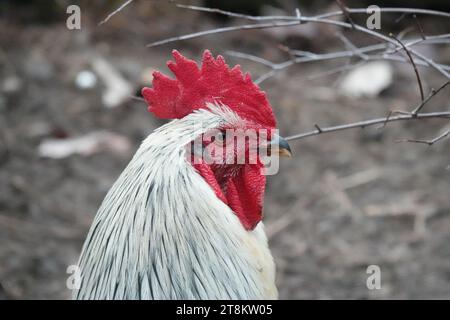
top-left (75, 70), bottom-right (97, 90)
top-left (91, 57), bottom-right (133, 108)
top-left (2, 76), bottom-right (22, 93)
top-left (340, 62), bottom-right (393, 98)
top-left (38, 131), bottom-right (132, 159)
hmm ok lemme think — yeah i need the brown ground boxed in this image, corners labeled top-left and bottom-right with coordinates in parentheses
top-left (0, 1), bottom-right (449, 299)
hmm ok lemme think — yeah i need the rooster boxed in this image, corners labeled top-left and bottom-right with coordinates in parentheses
top-left (73, 50), bottom-right (291, 300)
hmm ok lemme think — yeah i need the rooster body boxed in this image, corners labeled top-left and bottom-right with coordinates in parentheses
top-left (74, 51), bottom-right (290, 300)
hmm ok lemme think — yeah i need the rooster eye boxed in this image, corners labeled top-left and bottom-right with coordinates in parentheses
top-left (214, 131), bottom-right (226, 143)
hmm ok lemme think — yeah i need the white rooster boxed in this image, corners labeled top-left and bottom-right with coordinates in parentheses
top-left (73, 50), bottom-right (291, 299)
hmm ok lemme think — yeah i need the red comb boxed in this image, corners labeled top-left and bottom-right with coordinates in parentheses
top-left (142, 50), bottom-right (276, 128)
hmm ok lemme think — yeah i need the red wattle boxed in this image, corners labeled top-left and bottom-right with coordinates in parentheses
top-left (193, 159), bottom-right (265, 231)
top-left (226, 165), bottom-right (265, 230)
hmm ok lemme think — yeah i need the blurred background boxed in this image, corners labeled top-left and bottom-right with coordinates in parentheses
top-left (0, 0), bottom-right (449, 299)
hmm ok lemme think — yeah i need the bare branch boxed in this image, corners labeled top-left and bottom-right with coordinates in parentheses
top-left (149, 4), bottom-right (450, 79)
top-left (227, 43), bottom-right (450, 84)
top-left (412, 81), bottom-right (450, 115)
top-left (378, 83), bottom-right (449, 133)
top-left (316, 8), bottom-right (450, 20)
top-left (99, 0), bottom-right (134, 26)
top-left (412, 14), bottom-right (426, 40)
top-left (224, 51), bottom-right (277, 68)
top-left (314, 124), bottom-right (323, 133)
top-left (385, 33), bottom-right (450, 55)
top-left (177, 4), bottom-right (450, 21)
top-left (396, 129), bottom-right (450, 146)
top-left (281, 46), bottom-right (319, 59)
top-left (285, 111), bottom-right (450, 142)
top-left (146, 20), bottom-right (301, 47)
top-left (395, 12), bottom-right (408, 24)
top-left (335, 0), bottom-right (356, 30)
top-left (129, 95), bottom-right (146, 103)
top-left (306, 61), bottom-right (366, 80)
top-left (335, 32), bottom-right (369, 60)
top-left (391, 33), bottom-right (424, 101)
top-left (175, 4), bottom-right (261, 20)
top-left (133, 3), bottom-right (450, 146)
top-left (311, 17), bottom-right (449, 79)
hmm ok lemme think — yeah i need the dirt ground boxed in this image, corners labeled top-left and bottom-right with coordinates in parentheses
top-left (0, 1), bottom-right (449, 299)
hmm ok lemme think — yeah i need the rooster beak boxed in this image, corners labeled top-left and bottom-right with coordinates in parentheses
top-left (269, 134), bottom-right (292, 158)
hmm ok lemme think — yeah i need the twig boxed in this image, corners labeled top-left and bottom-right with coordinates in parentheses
top-left (315, 8), bottom-right (450, 20)
top-left (285, 111), bottom-right (450, 142)
top-left (177, 5), bottom-right (450, 21)
top-left (129, 95), bottom-right (146, 102)
top-left (99, 0), bottom-right (134, 26)
top-left (390, 33), bottom-right (424, 102)
top-left (378, 82), bottom-right (449, 131)
top-left (396, 26), bottom-right (415, 40)
top-left (175, 3), bottom-right (264, 20)
top-left (281, 47), bottom-right (319, 59)
top-left (377, 109), bottom-right (412, 130)
top-left (412, 81), bottom-right (450, 115)
top-left (413, 14), bottom-right (426, 40)
top-left (227, 45), bottom-right (450, 84)
top-left (146, 20), bottom-right (301, 47)
top-left (385, 33), bottom-right (450, 55)
top-left (306, 60), bottom-right (366, 80)
top-left (224, 51), bottom-right (277, 68)
top-left (314, 124), bottom-right (323, 132)
top-left (149, 4), bottom-right (450, 79)
top-left (277, 44), bottom-right (298, 60)
top-left (396, 129), bottom-right (450, 146)
top-left (379, 110), bottom-right (395, 129)
top-left (315, 17), bottom-right (449, 79)
top-left (335, 0), bottom-right (356, 29)
top-left (395, 12), bottom-right (408, 24)
top-left (255, 70), bottom-right (277, 84)
top-left (335, 32), bottom-right (369, 60)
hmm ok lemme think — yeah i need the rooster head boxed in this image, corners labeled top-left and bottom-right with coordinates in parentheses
top-left (142, 50), bottom-right (291, 231)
